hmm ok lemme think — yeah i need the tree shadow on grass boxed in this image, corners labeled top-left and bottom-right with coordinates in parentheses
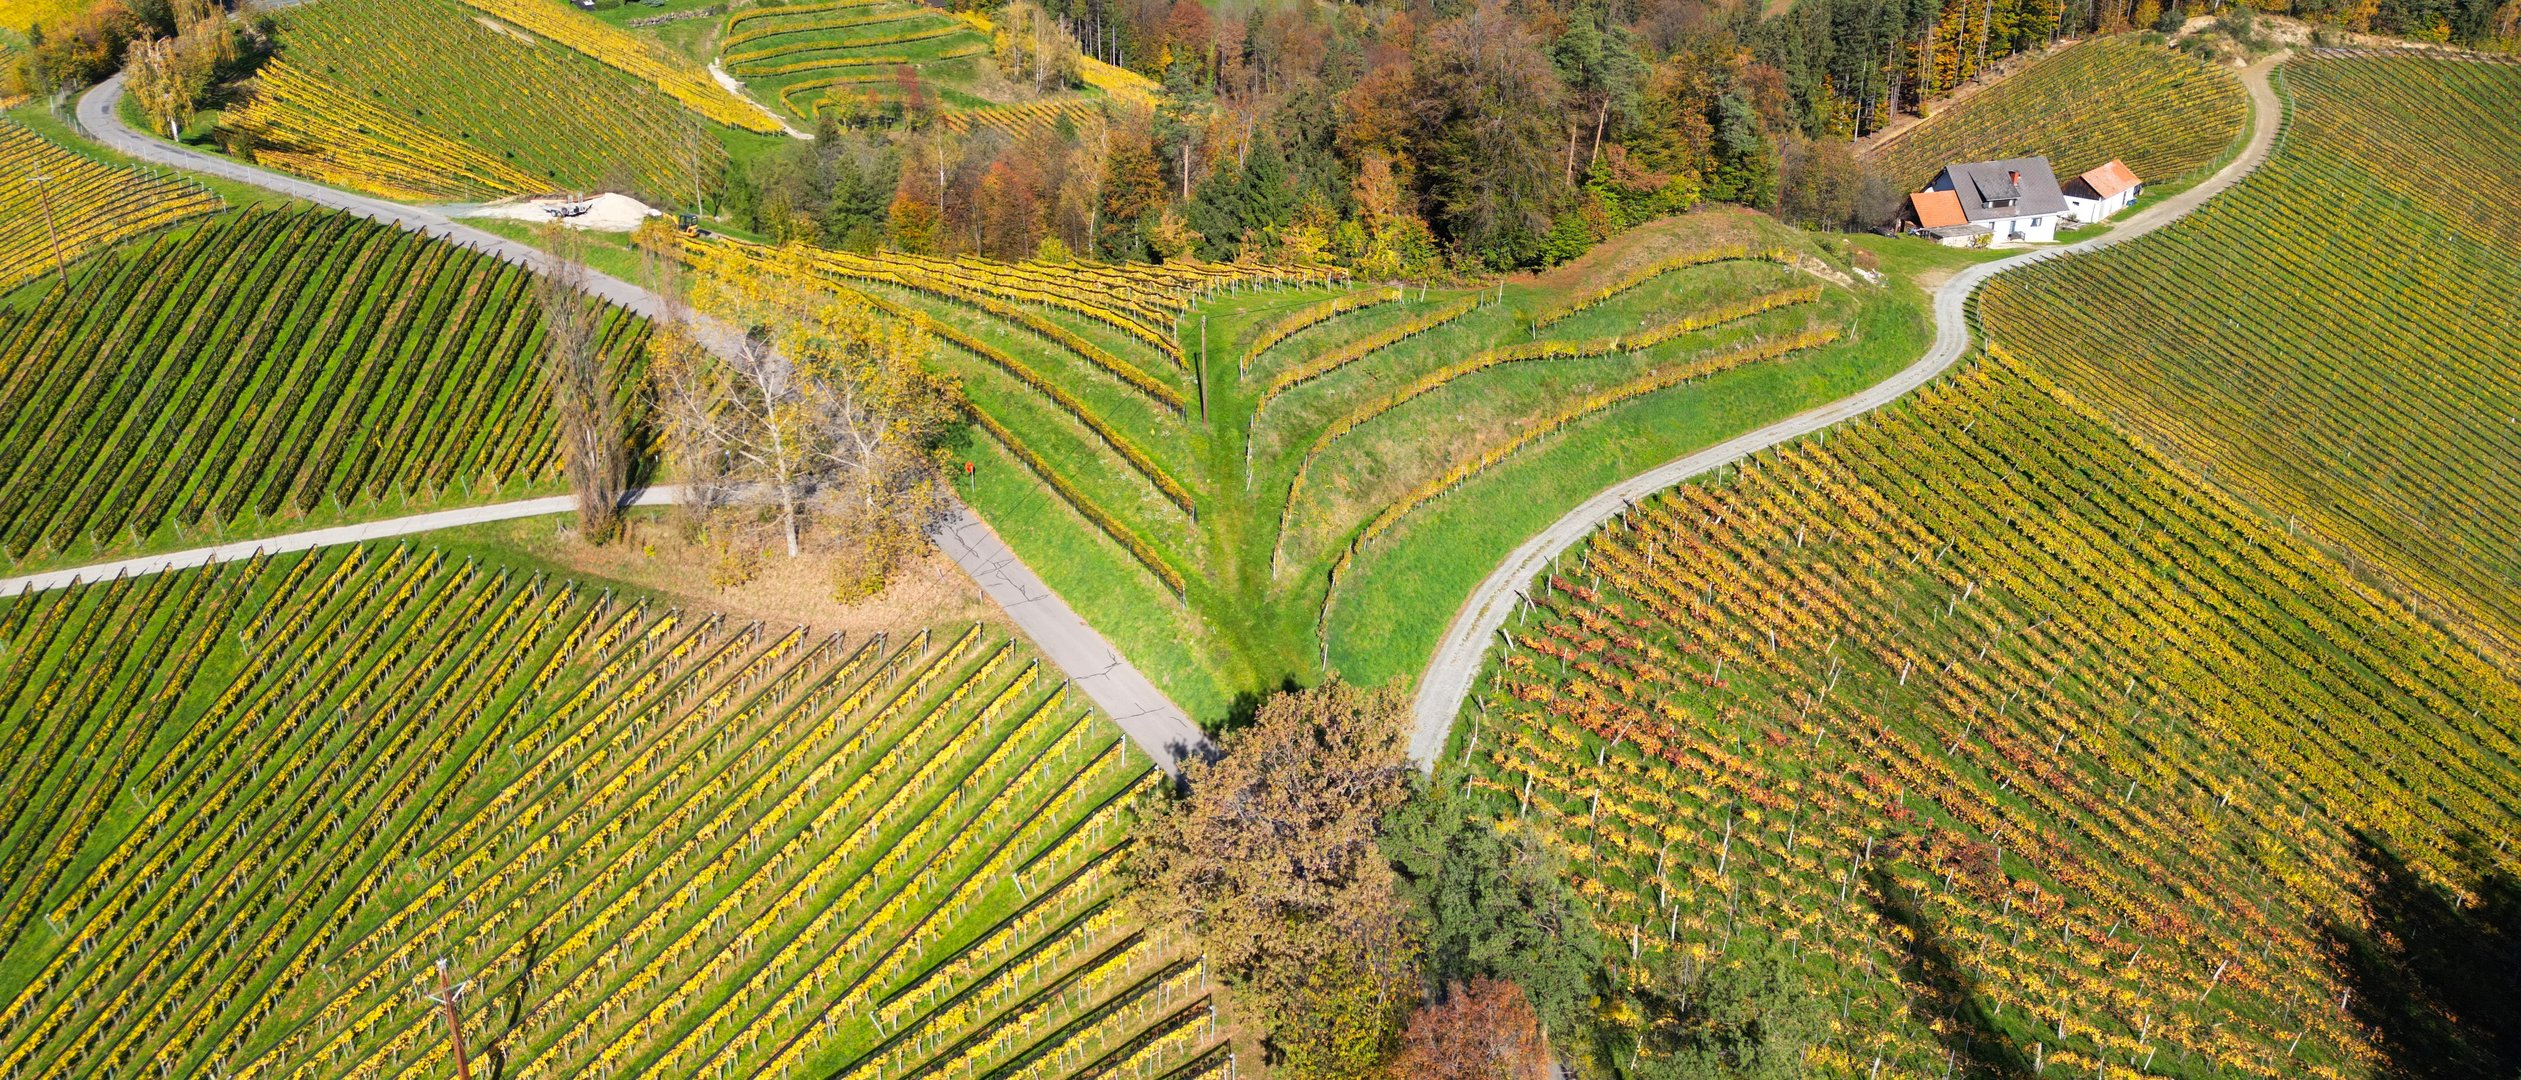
top-left (1220, 676), bottom-right (1304, 737)
top-left (2322, 831), bottom-right (2521, 1080)
top-left (1867, 865), bottom-right (2034, 1079)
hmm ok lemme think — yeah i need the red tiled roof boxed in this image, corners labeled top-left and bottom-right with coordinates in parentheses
top-left (2077, 159), bottom-right (2140, 198)
top-left (1910, 189), bottom-right (1968, 229)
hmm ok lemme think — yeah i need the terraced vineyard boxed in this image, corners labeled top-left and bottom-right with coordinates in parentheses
top-left (0, 206), bottom-right (648, 564)
top-left (723, 0), bottom-right (993, 121)
top-left (1871, 37), bottom-right (2248, 190)
top-left (0, 117), bottom-right (219, 294)
top-left (693, 213), bottom-right (1910, 719)
top-left (1980, 53), bottom-right (2521, 662)
top-left (0, 546), bottom-right (1226, 1080)
top-left (1455, 357), bottom-right (2521, 1079)
top-left (231, 0), bottom-right (729, 201)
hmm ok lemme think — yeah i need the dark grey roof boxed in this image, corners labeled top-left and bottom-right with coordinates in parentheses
top-left (1940, 157), bottom-right (2067, 222)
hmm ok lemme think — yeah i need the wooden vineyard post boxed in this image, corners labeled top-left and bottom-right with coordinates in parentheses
top-left (424, 959), bottom-right (476, 1080)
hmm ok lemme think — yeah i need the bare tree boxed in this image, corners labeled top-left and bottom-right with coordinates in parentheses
top-left (677, 116), bottom-right (713, 217)
top-left (636, 222), bottom-right (727, 540)
top-left (722, 326), bottom-right (812, 558)
top-left (654, 243), bottom-right (957, 596)
top-left (533, 225), bottom-right (628, 543)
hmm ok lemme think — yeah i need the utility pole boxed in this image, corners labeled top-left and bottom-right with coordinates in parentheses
top-left (27, 173), bottom-right (68, 289)
top-left (423, 959), bottom-right (476, 1080)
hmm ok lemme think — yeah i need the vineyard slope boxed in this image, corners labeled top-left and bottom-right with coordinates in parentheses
top-left (229, 0), bottom-right (729, 202)
top-left (63, 74), bottom-right (1214, 772)
top-left (1411, 52), bottom-right (2285, 764)
top-left (1981, 51), bottom-right (2521, 663)
top-left (1456, 355), bottom-right (2521, 1078)
top-left (1869, 36), bottom-right (2250, 192)
top-left (0, 548), bottom-right (1226, 1080)
top-left (0, 207), bottom-right (649, 569)
top-left (0, 116), bottom-right (219, 294)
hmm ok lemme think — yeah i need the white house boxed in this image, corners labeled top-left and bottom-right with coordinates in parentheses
top-left (2063, 159), bottom-right (2143, 223)
top-left (1907, 156), bottom-right (2068, 245)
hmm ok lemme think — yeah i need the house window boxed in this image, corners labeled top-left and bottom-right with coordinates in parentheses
top-left (2032, 217), bottom-right (2043, 227)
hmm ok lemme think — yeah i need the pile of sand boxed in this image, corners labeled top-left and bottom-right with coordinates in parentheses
top-left (464, 192), bottom-right (660, 232)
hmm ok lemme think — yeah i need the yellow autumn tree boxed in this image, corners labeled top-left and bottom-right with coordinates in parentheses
top-left (650, 240), bottom-right (961, 598)
top-left (126, 0), bottom-right (254, 141)
top-left (124, 36), bottom-right (206, 141)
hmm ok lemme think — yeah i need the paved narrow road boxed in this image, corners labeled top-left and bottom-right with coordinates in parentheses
top-left (79, 74), bottom-right (680, 321)
top-left (43, 77), bottom-right (1215, 772)
top-left (1404, 52), bottom-right (2290, 769)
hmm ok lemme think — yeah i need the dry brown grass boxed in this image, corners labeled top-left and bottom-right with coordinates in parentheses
top-left (1510, 207), bottom-right (1774, 294)
top-left (488, 515), bottom-right (1003, 639)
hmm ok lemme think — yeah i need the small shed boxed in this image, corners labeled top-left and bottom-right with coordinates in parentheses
top-left (2064, 159), bottom-right (2143, 223)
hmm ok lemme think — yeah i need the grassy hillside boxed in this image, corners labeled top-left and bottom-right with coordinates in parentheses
top-left (0, 207), bottom-right (646, 569)
top-left (1981, 53), bottom-right (2521, 662)
top-left (1870, 37), bottom-right (2248, 191)
top-left (230, 0), bottom-right (727, 203)
top-left (0, 117), bottom-right (219, 294)
top-left (696, 212), bottom-right (1963, 721)
top-left (0, 545), bottom-right (1224, 1080)
top-left (1455, 356), bottom-right (2521, 1078)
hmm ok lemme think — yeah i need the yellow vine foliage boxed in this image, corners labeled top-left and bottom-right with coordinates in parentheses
top-left (449, 0), bottom-right (784, 132)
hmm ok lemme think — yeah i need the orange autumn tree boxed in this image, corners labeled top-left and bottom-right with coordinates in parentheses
top-left (1393, 979), bottom-right (1552, 1080)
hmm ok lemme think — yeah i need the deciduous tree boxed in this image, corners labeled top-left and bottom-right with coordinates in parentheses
top-left (1132, 681), bottom-right (1420, 1072)
top-left (657, 244), bottom-right (958, 596)
top-left (124, 34), bottom-right (203, 141)
top-left (1097, 120), bottom-right (1170, 257)
top-left (533, 225), bottom-right (628, 543)
top-left (1392, 979), bottom-right (1553, 1080)
top-left (1619, 939), bottom-right (1825, 1080)
top-left (1386, 776), bottom-right (1602, 1038)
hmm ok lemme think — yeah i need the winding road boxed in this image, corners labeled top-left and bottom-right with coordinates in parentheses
top-left (30, 56), bottom-right (2281, 775)
top-left (1404, 52), bottom-right (2289, 768)
top-left (23, 76), bottom-right (1214, 773)
top-left (78, 73), bottom-right (685, 321)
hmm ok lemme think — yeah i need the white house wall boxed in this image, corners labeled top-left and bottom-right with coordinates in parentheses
top-left (1984, 214), bottom-right (2059, 242)
top-left (2065, 188), bottom-right (2139, 224)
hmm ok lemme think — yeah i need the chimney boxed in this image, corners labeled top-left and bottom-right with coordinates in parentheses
top-left (2009, 170), bottom-right (2022, 185)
